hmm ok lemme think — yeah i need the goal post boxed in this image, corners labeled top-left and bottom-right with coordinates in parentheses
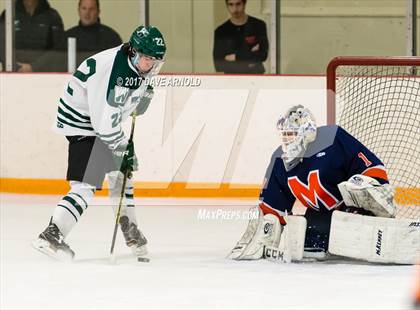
top-left (326, 56), bottom-right (420, 219)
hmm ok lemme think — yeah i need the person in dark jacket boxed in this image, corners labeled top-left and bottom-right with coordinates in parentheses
top-left (52, 0), bottom-right (122, 71)
top-left (213, 0), bottom-right (268, 74)
top-left (0, 0), bottom-right (64, 72)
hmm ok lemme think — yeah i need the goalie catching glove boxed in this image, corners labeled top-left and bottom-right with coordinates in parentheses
top-left (112, 140), bottom-right (138, 174)
top-left (338, 174), bottom-right (396, 218)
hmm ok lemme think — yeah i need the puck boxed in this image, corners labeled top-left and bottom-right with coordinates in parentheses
top-left (137, 257), bottom-right (150, 263)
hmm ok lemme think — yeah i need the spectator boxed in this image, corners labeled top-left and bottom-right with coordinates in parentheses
top-left (55, 0), bottom-right (122, 71)
top-left (0, 0), bottom-right (64, 72)
top-left (213, 0), bottom-right (268, 74)
top-left (32, 0), bottom-right (122, 72)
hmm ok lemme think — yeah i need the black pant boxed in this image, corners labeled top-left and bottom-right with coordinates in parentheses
top-left (303, 208), bottom-right (333, 252)
top-left (66, 136), bottom-right (117, 189)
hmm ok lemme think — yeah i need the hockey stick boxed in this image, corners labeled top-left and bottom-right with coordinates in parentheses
top-left (110, 113), bottom-right (137, 263)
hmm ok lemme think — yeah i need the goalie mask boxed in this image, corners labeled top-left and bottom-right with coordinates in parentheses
top-left (129, 26), bottom-right (166, 76)
top-left (277, 105), bottom-right (317, 171)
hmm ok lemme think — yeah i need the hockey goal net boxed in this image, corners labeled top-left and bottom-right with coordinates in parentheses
top-left (327, 56), bottom-right (420, 219)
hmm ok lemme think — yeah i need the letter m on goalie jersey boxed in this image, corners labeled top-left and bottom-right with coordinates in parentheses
top-left (288, 170), bottom-right (339, 211)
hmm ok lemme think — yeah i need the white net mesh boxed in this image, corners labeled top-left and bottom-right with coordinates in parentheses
top-left (334, 63), bottom-right (420, 219)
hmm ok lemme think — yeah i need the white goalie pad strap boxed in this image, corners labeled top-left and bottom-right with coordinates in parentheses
top-left (337, 174), bottom-right (396, 218)
top-left (263, 215), bottom-right (307, 263)
top-left (228, 208), bottom-right (282, 260)
top-left (329, 211), bottom-right (420, 264)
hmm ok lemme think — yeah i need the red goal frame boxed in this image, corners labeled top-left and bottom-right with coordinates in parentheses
top-left (326, 56), bottom-right (420, 125)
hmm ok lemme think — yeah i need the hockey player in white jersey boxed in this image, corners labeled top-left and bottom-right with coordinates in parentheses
top-left (33, 25), bottom-right (166, 260)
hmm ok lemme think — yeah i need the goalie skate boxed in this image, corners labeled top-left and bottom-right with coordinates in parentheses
top-left (119, 216), bottom-right (148, 258)
top-left (32, 222), bottom-right (75, 261)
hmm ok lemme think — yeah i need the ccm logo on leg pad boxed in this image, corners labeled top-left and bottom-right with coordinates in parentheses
top-left (263, 246), bottom-right (285, 260)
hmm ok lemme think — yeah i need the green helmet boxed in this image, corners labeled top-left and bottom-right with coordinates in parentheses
top-left (129, 26), bottom-right (166, 60)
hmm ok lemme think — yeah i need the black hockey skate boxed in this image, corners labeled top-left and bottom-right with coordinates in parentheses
top-left (32, 220), bottom-right (75, 261)
top-left (119, 215), bottom-right (148, 258)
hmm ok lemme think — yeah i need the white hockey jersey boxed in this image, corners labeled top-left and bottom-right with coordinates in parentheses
top-left (53, 45), bottom-right (150, 149)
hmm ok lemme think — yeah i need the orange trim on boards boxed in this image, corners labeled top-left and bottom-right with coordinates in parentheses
top-left (0, 178), bottom-right (418, 205)
top-left (0, 178), bottom-right (71, 195)
top-left (0, 178), bottom-right (261, 198)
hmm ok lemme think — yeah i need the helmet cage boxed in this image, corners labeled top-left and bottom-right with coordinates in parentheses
top-left (277, 106), bottom-right (317, 171)
top-left (130, 50), bottom-right (165, 76)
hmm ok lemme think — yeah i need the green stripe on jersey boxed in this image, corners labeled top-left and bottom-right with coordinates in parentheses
top-left (57, 116), bottom-right (94, 131)
top-left (98, 131), bottom-right (123, 141)
top-left (67, 84), bottom-right (73, 96)
top-left (59, 98), bottom-right (90, 121)
top-left (98, 132), bottom-right (125, 145)
top-left (98, 131), bottom-right (122, 139)
top-left (58, 107), bottom-right (91, 125)
top-left (113, 133), bottom-right (125, 144)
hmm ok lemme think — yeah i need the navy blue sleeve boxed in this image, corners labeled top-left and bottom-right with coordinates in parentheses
top-left (336, 126), bottom-right (389, 184)
top-left (259, 152), bottom-right (295, 214)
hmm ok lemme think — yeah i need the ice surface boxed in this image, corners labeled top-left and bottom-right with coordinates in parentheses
top-left (0, 193), bottom-right (416, 310)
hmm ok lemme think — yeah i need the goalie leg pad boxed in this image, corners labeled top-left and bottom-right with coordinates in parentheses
top-left (228, 208), bottom-right (282, 260)
top-left (263, 215), bottom-right (307, 263)
top-left (329, 210), bottom-right (420, 264)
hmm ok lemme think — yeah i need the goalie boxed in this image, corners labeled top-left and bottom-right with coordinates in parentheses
top-left (229, 105), bottom-right (418, 264)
